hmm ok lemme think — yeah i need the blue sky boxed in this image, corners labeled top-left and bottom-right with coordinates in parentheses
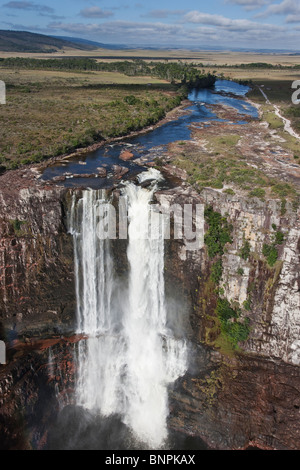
top-left (0, 0), bottom-right (300, 50)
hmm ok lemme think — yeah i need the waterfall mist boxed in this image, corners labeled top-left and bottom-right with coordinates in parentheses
top-left (69, 173), bottom-right (188, 449)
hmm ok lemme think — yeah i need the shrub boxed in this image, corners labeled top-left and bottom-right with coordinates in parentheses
top-left (10, 218), bottom-right (26, 236)
top-left (211, 259), bottom-right (223, 284)
top-left (204, 207), bottom-right (233, 259)
top-left (243, 298), bottom-right (251, 311)
top-left (248, 188), bottom-right (266, 199)
top-left (223, 188), bottom-right (235, 195)
top-left (274, 230), bottom-right (284, 245)
top-left (239, 240), bottom-right (251, 260)
top-left (124, 95), bottom-right (140, 105)
top-left (216, 298), bottom-right (250, 348)
top-left (262, 243), bottom-right (278, 267)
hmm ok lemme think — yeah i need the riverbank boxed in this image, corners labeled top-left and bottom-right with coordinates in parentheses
top-left (162, 94), bottom-right (299, 203)
top-left (37, 99), bottom-right (192, 172)
top-left (0, 66), bottom-right (186, 171)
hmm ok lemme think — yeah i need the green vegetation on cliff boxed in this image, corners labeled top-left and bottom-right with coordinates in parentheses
top-left (262, 227), bottom-right (285, 267)
top-left (216, 298), bottom-right (250, 349)
top-left (239, 240), bottom-right (251, 261)
top-left (203, 206), bottom-right (250, 351)
top-left (204, 206), bottom-right (233, 259)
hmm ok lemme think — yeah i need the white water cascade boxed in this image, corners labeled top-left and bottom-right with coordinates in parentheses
top-left (69, 173), bottom-right (188, 448)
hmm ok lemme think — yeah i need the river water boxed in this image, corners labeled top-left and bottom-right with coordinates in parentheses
top-left (42, 80), bottom-right (258, 188)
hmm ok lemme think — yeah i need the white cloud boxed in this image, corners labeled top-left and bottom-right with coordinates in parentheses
top-left (141, 9), bottom-right (186, 19)
top-left (183, 10), bottom-right (282, 32)
top-left (47, 20), bottom-right (184, 40)
top-left (255, 0), bottom-right (300, 18)
top-left (2, 1), bottom-right (64, 19)
top-left (3, 1), bottom-right (54, 13)
top-left (44, 17), bottom-right (293, 48)
top-left (286, 14), bottom-right (300, 22)
top-left (80, 7), bottom-right (114, 19)
top-left (225, 0), bottom-right (271, 11)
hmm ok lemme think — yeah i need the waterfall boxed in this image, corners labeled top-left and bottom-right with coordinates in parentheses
top-left (69, 173), bottom-right (187, 449)
top-left (69, 190), bottom-right (125, 415)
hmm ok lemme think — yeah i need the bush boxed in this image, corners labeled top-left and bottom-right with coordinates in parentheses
top-left (274, 230), bottom-right (284, 245)
top-left (262, 243), bottom-right (278, 267)
top-left (211, 259), bottom-right (223, 284)
top-left (204, 207), bottom-right (233, 259)
top-left (239, 240), bottom-right (251, 260)
top-left (216, 298), bottom-right (250, 348)
top-left (124, 95), bottom-right (140, 105)
top-left (223, 188), bottom-right (235, 195)
top-left (243, 298), bottom-right (251, 311)
top-left (248, 188), bottom-right (266, 199)
top-left (10, 218), bottom-right (26, 236)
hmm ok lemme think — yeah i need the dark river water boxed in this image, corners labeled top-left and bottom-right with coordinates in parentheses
top-left (41, 79), bottom-right (258, 188)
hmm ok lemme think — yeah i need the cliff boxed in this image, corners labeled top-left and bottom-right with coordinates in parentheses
top-left (0, 164), bottom-right (299, 449)
top-left (156, 184), bottom-right (300, 449)
top-left (0, 168), bottom-right (75, 340)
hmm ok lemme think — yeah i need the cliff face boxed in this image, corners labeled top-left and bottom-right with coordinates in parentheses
top-left (156, 184), bottom-right (300, 364)
top-left (156, 184), bottom-right (300, 449)
top-left (0, 169), bottom-right (75, 339)
top-left (0, 167), bottom-right (299, 450)
top-left (0, 337), bottom-right (76, 450)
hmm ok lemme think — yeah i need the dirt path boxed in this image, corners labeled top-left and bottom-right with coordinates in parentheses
top-left (258, 86), bottom-right (300, 141)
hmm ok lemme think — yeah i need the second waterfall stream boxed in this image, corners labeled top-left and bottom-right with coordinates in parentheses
top-left (68, 170), bottom-right (188, 449)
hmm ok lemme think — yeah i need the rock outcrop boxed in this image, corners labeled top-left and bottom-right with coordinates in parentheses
top-left (0, 169), bottom-right (75, 339)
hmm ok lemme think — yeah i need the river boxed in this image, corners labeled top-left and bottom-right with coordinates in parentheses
top-left (42, 79), bottom-right (258, 188)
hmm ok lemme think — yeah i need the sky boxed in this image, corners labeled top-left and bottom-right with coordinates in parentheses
top-left (0, 0), bottom-right (300, 50)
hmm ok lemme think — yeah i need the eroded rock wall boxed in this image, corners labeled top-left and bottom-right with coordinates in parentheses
top-left (0, 172), bottom-right (299, 450)
top-left (157, 184), bottom-right (300, 449)
top-left (156, 185), bottom-right (300, 365)
top-left (0, 173), bottom-right (75, 338)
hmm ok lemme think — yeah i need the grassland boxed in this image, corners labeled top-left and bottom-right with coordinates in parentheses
top-left (1, 49), bottom-right (300, 67)
top-left (171, 135), bottom-right (297, 202)
top-left (1, 48), bottom-right (300, 177)
top-left (0, 68), bottom-right (183, 170)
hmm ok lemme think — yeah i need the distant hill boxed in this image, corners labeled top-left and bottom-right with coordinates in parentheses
top-left (52, 36), bottom-right (129, 50)
top-left (0, 30), bottom-right (98, 53)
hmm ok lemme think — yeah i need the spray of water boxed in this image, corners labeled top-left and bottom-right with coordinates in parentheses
top-left (69, 172), bottom-right (187, 448)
